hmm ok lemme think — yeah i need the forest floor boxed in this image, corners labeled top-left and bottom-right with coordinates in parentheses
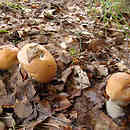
top-left (0, 0), bottom-right (130, 130)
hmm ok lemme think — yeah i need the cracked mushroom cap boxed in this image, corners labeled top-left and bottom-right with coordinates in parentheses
top-left (0, 45), bottom-right (19, 70)
top-left (106, 72), bottom-right (130, 102)
top-left (17, 43), bottom-right (57, 83)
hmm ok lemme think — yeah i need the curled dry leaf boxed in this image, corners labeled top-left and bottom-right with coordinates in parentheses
top-left (88, 39), bottom-right (109, 53)
top-left (75, 84), bottom-right (105, 127)
top-left (73, 65), bottom-right (90, 89)
top-left (53, 95), bottom-right (72, 112)
top-left (61, 67), bottom-right (73, 83)
top-left (37, 99), bottom-right (52, 116)
top-left (47, 113), bottom-right (71, 130)
top-left (36, 100), bottom-right (52, 122)
top-left (60, 65), bottom-right (90, 97)
top-left (94, 112), bottom-right (126, 130)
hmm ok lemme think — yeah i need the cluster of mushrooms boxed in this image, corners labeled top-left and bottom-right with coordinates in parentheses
top-left (0, 43), bottom-right (57, 83)
top-left (0, 43), bottom-right (130, 119)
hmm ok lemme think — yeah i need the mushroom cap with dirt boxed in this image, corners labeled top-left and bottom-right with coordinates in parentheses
top-left (17, 43), bottom-right (57, 83)
top-left (0, 45), bottom-right (19, 70)
top-left (105, 72), bottom-right (130, 118)
top-left (106, 72), bottom-right (130, 102)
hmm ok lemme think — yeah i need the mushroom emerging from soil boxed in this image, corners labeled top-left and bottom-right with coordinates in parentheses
top-left (17, 43), bottom-right (57, 83)
top-left (0, 45), bottom-right (19, 70)
top-left (106, 72), bottom-right (130, 118)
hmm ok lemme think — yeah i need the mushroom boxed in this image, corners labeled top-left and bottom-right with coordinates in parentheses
top-left (17, 43), bottom-right (57, 83)
top-left (0, 45), bottom-right (19, 70)
top-left (106, 72), bottom-right (130, 118)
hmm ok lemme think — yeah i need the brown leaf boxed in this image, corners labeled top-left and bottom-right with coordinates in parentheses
top-left (47, 113), bottom-right (71, 130)
top-left (61, 66), bottom-right (73, 83)
top-left (53, 95), bottom-right (71, 112)
top-left (24, 120), bottom-right (42, 130)
top-left (88, 39), bottom-right (109, 53)
top-left (72, 65), bottom-right (90, 89)
top-left (75, 85), bottom-right (105, 128)
top-left (38, 99), bottom-right (52, 115)
top-left (94, 112), bottom-right (127, 130)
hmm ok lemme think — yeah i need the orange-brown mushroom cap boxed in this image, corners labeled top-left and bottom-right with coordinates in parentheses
top-left (17, 43), bottom-right (57, 83)
top-left (0, 45), bottom-right (19, 70)
top-left (106, 72), bottom-right (130, 102)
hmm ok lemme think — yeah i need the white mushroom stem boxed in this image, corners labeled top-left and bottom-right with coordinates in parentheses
top-left (105, 72), bottom-right (130, 118)
top-left (106, 99), bottom-right (128, 118)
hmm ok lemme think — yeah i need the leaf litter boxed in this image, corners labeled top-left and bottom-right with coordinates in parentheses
top-left (0, 0), bottom-right (130, 129)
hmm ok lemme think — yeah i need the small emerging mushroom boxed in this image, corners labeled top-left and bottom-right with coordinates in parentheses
top-left (106, 72), bottom-right (130, 118)
top-left (17, 43), bottom-right (57, 83)
top-left (0, 45), bottom-right (19, 70)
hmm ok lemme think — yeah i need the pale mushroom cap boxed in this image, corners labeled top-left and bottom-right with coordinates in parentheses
top-left (106, 72), bottom-right (130, 102)
top-left (17, 43), bottom-right (57, 83)
top-left (0, 45), bottom-right (19, 70)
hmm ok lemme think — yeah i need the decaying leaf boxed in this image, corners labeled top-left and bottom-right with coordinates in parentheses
top-left (61, 65), bottom-right (90, 89)
top-left (61, 67), bottom-right (73, 83)
top-left (73, 65), bottom-right (90, 89)
top-left (0, 0), bottom-right (129, 129)
top-left (95, 112), bottom-right (127, 130)
top-left (75, 84), bottom-right (105, 128)
top-left (88, 39), bottom-right (109, 53)
top-left (37, 99), bottom-right (52, 116)
top-left (46, 113), bottom-right (72, 130)
top-left (53, 95), bottom-right (72, 112)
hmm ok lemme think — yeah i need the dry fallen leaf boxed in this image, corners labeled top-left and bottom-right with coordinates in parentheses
top-left (94, 112), bottom-right (127, 130)
top-left (47, 113), bottom-right (72, 130)
top-left (53, 95), bottom-right (72, 112)
top-left (88, 39), bottom-right (109, 53)
top-left (72, 65), bottom-right (90, 89)
top-left (0, 0), bottom-right (129, 129)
